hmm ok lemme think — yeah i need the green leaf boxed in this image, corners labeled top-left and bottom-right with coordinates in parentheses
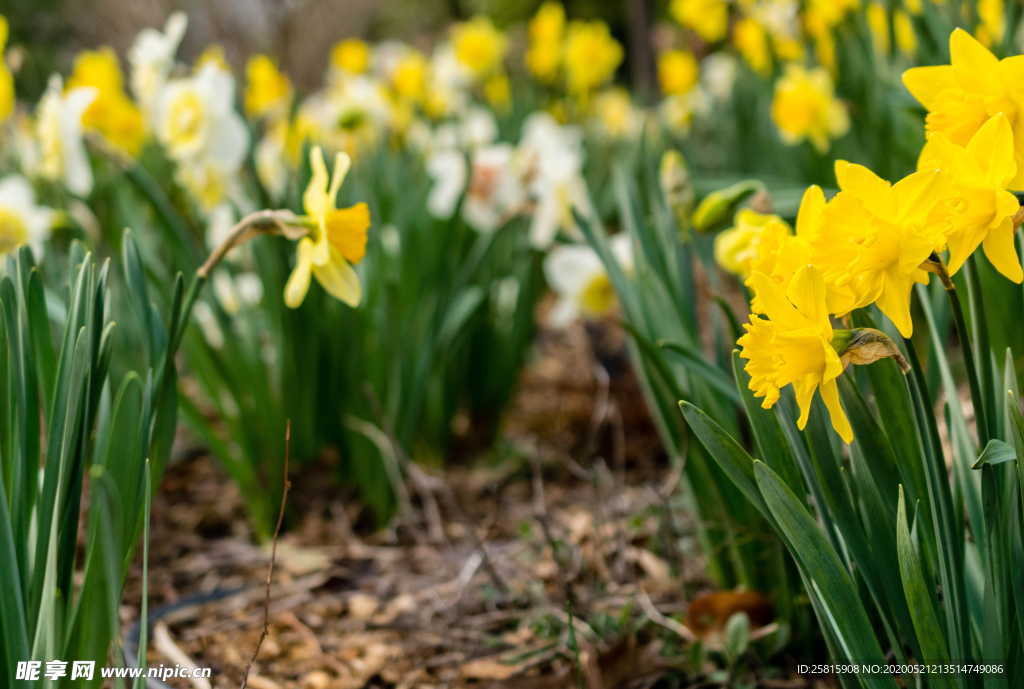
top-left (658, 339), bottom-right (739, 403)
top-left (972, 439), bottom-right (1017, 470)
top-left (731, 351), bottom-right (803, 495)
top-left (753, 461), bottom-right (897, 689)
top-left (895, 487), bottom-right (957, 689)
top-left (723, 612), bottom-right (750, 667)
top-left (679, 401), bottom-right (767, 517)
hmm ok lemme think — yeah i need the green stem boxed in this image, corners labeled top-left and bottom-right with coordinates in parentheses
top-left (945, 279), bottom-right (992, 444)
top-left (963, 256), bottom-right (996, 441)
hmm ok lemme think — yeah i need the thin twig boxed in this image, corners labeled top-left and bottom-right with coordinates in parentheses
top-left (240, 420), bottom-right (293, 689)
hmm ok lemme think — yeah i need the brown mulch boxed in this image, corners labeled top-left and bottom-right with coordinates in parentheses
top-left (120, 320), bottom-right (800, 689)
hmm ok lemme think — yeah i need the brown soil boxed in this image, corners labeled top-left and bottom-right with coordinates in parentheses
top-left (121, 321), bottom-right (806, 689)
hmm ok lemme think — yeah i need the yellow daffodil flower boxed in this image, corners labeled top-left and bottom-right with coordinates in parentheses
top-left (714, 209), bottom-right (793, 278)
top-left (738, 265), bottom-right (854, 443)
top-left (658, 49), bottom-right (699, 96)
top-left (390, 51), bottom-right (428, 104)
top-left (866, 2), bottom-right (889, 55)
top-left (745, 185), bottom-right (859, 316)
top-left (0, 16), bottom-right (13, 122)
top-left (803, 0), bottom-right (857, 74)
top-left (284, 146), bottom-right (371, 309)
top-left (67, 47), bottom-right (147, 157)
top-left (484, 72), bottom-right (510, 110)
top-left (868, 4), bottom-right (917, 57)
top-left (244, 54), bottom-right (292, 119)
top-left (771, 63), bottom-right (849, 152)
top-left (526, 3), bottom-right (564, 82)
top-left (733, 18), bottom-right (771, 75)
top-left (976, 0), bottom-right (1005, 48)
top-left (894, 12), bottom-right (917, 55)
top-left (919, 113), bottom-right (1023, 282)
top-left (903, 28), bottom-right (1024, 190)
top-left (331, 39), bottom-right (370, 76)
top-left (670, 0), bottom-right (729, 43)
top-left (564, 21), bottom-right (623, 96)
top-left (814, 161), bottom-right (948, 337)
top-left (452, 17), bottom-right (507, 78)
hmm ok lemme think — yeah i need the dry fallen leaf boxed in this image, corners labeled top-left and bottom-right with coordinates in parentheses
top-left (270, 541), bottom-right (332, 576)
top-left (459, 656), bottom-right (524, 680)
top-left (347, 592), bottom-right (379, 620)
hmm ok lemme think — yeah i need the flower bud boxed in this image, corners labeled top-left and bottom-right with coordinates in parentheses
top-left (691, 180), bottom-right (763, 233)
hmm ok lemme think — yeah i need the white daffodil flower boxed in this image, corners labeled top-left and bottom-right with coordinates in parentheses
top-left (0, 174), bottom-right (56, 258)
top-left (517, 114), bottom-right (590, 249)
top-left (463, 144), bottom-right (524, 232)
top-left (129, 12), bottom-right (188, 122)
top-left (544, 234), bottom-right (632, 327)
top-left (701, 53), bottom-right (738, 102)
top-left (459, 106), bottom-right (498, 148)
top-left (36, 76), bottom-right (96, 196)
top-left (158, 62), bottom-right (248, 168)
top-left (426, 149), bottom-right (467, 219)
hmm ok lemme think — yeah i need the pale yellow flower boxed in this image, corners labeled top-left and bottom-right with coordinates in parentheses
top-left (285, 146), bottom-right (371, 309)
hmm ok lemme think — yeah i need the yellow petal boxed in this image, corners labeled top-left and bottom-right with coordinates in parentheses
top-left (284, 237), bottom-right (316, 308)
top-left (303, 145), bottom-right (330, 221)
top-left (874, 277), bottom-right (916, 338)
top-left (917, 132), bottom-right (969, 175)
top-left (981, 217), bottom-right (1024, 283)
top-left (835, 160), bottom-right (891, 206)
top-left (892, 169), bottom-right (945, 223)
top-left (328, 151), bottom-right (352, 204)
top-left (901, 65), bottom-right (956, 111)
top-left (793, 374), bottom-right (817, 430)
top-left (795, 185), bottom-right (826, 240)
top-left (313, 245), bottom-right (363, 306)
top-left (747, 271), bottom-right (801, 328)
top-left (785, 264), bottom-right (829, 331)
top-left (819, 378), bottom-right (853, 443)
top-left (945, 228), bottom-right (980, 277)
top-left (966, 113), bottom-right (1016, 187)
top-left (949, 28), bottom-right (1000, 89)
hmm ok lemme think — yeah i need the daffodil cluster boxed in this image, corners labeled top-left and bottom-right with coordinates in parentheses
top-left (725, 28), bottom-right (1024, 444)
